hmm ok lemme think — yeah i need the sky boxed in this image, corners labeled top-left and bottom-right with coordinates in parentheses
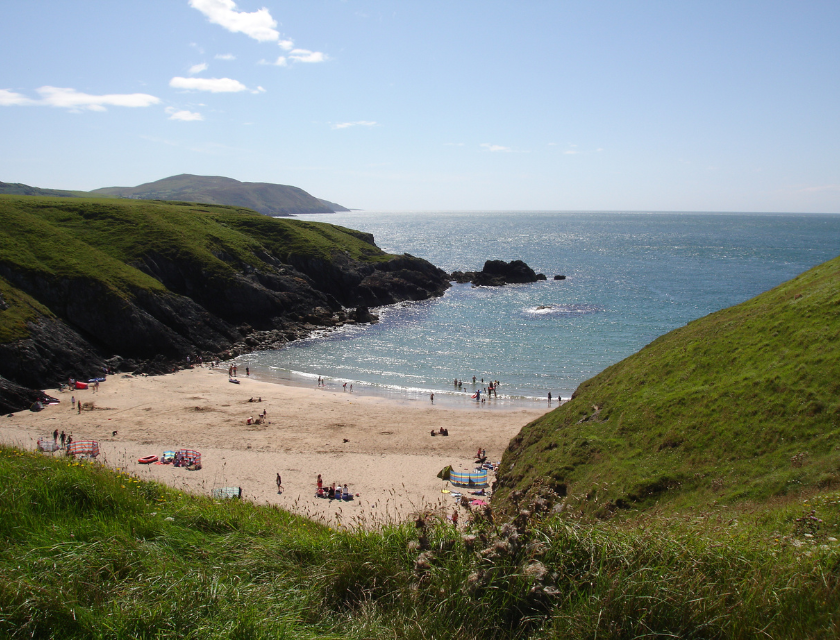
top-left (1, 0), bottom-right (839, 212)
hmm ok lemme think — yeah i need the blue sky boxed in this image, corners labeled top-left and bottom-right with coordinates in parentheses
top-left (2, 0), bottom-right (838, 212)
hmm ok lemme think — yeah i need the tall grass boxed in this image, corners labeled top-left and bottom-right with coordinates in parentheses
top-left (2, 445), bottom-right (839, 638)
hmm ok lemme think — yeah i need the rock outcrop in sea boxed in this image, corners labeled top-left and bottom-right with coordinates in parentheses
top-left (451, 260), bottom-right (546, 286)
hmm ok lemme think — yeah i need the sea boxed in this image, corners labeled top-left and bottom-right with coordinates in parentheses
top-left (239, 211), bottom-right (840, 408)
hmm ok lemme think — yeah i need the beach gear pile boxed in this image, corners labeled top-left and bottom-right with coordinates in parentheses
top-left (139, 449), bottom-right (202, 470)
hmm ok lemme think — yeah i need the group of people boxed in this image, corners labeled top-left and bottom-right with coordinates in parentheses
top-left (52, 429), bottom-right (72, 450)
top-left (245, 408), bottom-right (268, 425)
top-left (315, 474), bottom-right (352, 500)
top-left (452, 377), bottom-right (501, 398)
top-left (430, 427), bottom-right (449, 436)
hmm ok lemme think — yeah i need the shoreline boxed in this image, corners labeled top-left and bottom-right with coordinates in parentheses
top-left (1, 367), bottom-right (550, 527)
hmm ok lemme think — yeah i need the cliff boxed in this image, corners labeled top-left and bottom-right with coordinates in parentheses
top-left (0, 196), bottom-right (448, 412)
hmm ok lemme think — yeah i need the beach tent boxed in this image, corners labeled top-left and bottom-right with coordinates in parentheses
top-left (67, 440), bottom-right (100, 458)
top-left (449, 469), bottom-right (489, 488)
top-left (37, 437), bottom-right (60, 452)
top-left (436, 465), bottom-right (453, 481)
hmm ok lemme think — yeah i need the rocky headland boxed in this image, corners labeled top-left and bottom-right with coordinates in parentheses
top-left (0, 196), bottom-right (449, 412)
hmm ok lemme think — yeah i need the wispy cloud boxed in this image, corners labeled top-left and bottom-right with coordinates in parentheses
top-left (481, 143), bottom-right (511, 152)
top-left (0, 86), bottom-right (160, 110)
top-left (259, 56), bottom-right (287, 67)
top-left (252, 86), bottom-right (266, 94)
top-left (188, 63), bottom-right (208, 74)
top-left (215, 53), bottom-right (235, 60)
top-left (289, 49), bottom-right (327, 63)
top-left (166, 106), bottom-right (203, 121)
top-left (332, 121), bottom-right (377, 129)
top-left (189, 0), bottom-right (279, 42)
top-left (278, 39), bottom-right (294, 51)
top-left (789, 184), bottom-right (840, 193)
top-left (169, 76), bottom-right (247, 92)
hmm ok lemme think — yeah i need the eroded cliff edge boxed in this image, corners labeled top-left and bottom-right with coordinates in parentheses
top-left (0, 196), bottom-right (450, 411)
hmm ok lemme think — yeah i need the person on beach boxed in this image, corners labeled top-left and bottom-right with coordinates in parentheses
top-left (246, 367), bottom-right (250, 377)
top-left (66, 435), bottom-right (72, 449)
top-left (77, 401), bottom-right (81, 414)
top-left (71, 396), bottom-right (75, 409)
top-left (451, 509), bottom-right (458, 526)
top-left (343, 382), bottom-right (347, 391)
top-left (317, 474), bottom-right (323, 491)
top-left (350, 384), bottom-right (353, 392)
top-left (233, 365), bottom-right (237, 377)
top-left (53, 429), bottom-right (58, 444)
top-left (276, 473), bottom-right (283, 493)
top-left (548, 391), bottom-right (552, 403)
top-left (335, 484), bottom-right (343, 500)
top-left (430, 392), bottom-right (434, 403)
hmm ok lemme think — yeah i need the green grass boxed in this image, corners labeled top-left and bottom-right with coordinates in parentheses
top-left (2, 445), bottom-right (840, 638)
top-left (494, 254), bottom-right (840, 517)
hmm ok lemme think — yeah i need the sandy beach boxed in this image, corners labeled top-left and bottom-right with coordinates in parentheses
top-left (0, 368), bottom-right (550, 527)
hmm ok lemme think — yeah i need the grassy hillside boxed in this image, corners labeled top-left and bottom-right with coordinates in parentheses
top-left (2, 444), bottom-right (839, 638)
top-left (495, 254), bottom-right (840, 516)
top-left (0, 181), bottom-right (79, 198)
top-left (90, 174), bottom-right (349, 215)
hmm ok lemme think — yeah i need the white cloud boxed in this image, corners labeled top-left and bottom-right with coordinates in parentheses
top-left (332, 121), bottom-right (377, 130)
top-left (189, 63), bottom-right (208, 74)
top-left (166, 107), bottom-right (203, 121)
top-left (0, 89), bottom-right (35, 106)
top-left (1, 86), bottom-right (160, 110)
top-left (289, 49), bottom-right (327, 63)
top-left (215, 53), bottom-right (235, 60)
top-left (481, 143), bottom-right (511, 152)
top-left (189, 0), bottom-right (279, 42)
top-left (259, 56), bottom-right (287, 67)
top-left (563, 149), bottom-right (578, 155)
top-left (169, 76), bottom-right (247, 92)
top-left (252, 86), bottom-right (266, 94)
top-left (278, 39), bottom-right (294, 51)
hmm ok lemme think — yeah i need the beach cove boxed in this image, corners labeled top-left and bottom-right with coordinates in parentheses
top-left (0, 367), bottom-right (549, 527)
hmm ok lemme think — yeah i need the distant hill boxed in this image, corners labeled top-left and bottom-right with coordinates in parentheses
top-left (0, 181), bottom-right (80, 198)
top-left (90, 174), bottom-right (349, 215)
top-left (494, 254), bottom-right (840, 515)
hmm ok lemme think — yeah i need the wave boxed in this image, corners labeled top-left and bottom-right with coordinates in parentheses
top-left (522, 303), bottom-right (603, 317)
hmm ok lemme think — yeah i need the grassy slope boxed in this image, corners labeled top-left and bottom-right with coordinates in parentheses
top-left (0, 195), bottom-right (390, 341)
top-left (496, 254), bottom-right (840, 515)
top-left (2, 445), bottom-right (839, 639)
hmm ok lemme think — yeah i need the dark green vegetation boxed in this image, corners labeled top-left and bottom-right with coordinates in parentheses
top-left (495, 254), bottom-right (840, 517)
top-left (0, 195), bottom-right (448, 409)
top-left (90, 174), bottom-right (349, 215)
top-left (2, 445), bottom-right (839, 638)
top-left (0, 181), bottom-right (80, 199)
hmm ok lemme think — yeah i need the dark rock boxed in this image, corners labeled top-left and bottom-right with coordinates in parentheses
top-left (554, 275), bottom-right (566, 280)
top-left (0, 375), bottom-right (44, 415)
top-left (472, 260), bottom-right (539, 286)
top-left (536, 273), bottom-right (547, 280)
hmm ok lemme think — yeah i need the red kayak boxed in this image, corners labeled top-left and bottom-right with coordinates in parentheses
top-left (138, 455), bottom-right (158, 464)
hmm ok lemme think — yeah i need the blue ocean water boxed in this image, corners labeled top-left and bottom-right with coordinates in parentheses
top-left (242, 212), bottom-right (840, 406)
